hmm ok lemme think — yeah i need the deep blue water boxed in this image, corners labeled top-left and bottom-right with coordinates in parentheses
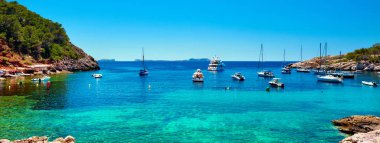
top-left (1, 61), bottom-right (380, 142)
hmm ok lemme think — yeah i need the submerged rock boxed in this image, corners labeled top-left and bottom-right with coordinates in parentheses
top-left (332, 115), bottom-right (380, 135)
top-left (0, 136), bottom-right (75, 143)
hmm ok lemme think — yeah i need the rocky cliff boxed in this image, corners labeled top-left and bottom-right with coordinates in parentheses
top-left (0, 136), bottom-right (75, 143)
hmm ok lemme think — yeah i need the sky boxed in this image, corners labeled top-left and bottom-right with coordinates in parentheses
top-left (13, 0), bottom-right (380, 61)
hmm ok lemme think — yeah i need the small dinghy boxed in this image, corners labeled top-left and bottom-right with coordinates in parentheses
top-left (232, 72), bottom-right (245, 81)
top-left (192, 69), bottom-right (204, 82)
top-left (92, 74), bottom-right (103, 78)
top-left (362, 81), bottom-right (377, 87)
top-left (269, 78), bottom-right (284, 88)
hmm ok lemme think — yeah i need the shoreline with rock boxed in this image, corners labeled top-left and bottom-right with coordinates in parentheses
top-left (332, 115), bottom-right (380, 143)
top-left (0, 136), bottom-right (75, 143)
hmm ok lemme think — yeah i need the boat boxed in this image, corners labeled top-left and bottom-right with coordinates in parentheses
top-left (297, 45), bottom-right (310, 73)
top-left (281, 49), bottom-right (291, 74)
top-left (232, 72), bottom-right (245, 81)
top-left (139, 48), bottom-right (149, 76)
top-left (258, 70), bottom-right (275, 77)
top-left (281, 68), bottom-right (291, 74)
top-left (192, 69), bottom-right (204, 82)
top-left (92, 74), bottom-right (102, 78)
top-left (362, 81), bottom-right (377, 87)
top-left (269, 78), bottom-right (284, 88)
top-left (257, 44), bottom-right (275, 77)
top-left (31, 75), bottom-right (51, 81)
top-left (342, 72), bottom-right (355, 78)
top-left (15, 72), bottom-right (32, 76)
top-left (317, 75), bottom-right (343, 83)
top-left (207, 56), bottom-right (225, 71)
top-left (314, 43), bottom-right (326, 75)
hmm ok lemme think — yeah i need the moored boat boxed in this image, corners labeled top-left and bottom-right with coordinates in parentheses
top-left (92, 74), bottom-right (102, 78)
top-left (207, 56), bottom-right (224, 71)
top-left (281, 68), bottom-right (291, 74)
top-left (317, 75), bottom-right (343, 83)
top-left (269, 78), bottom-right (284, 88)
top-left (297, 68), bottom-right (310, 73)
top-left (342, 72), bottom-right (355, 78)
top-left (192, 69), bottom-right (204, 82)
top-left (362, 81), bottom-right (377, 87)
top-left (139, 48), bottom-right (149, 76)
top-left (232, 72), bottom-right (245, 81)
top-left (258, 70), bottom-right (275, 78)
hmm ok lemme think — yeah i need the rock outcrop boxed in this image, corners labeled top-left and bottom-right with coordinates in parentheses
top-left (340, 130), bottom-right (380, 143)
top-left (333, 115), bottom-right (380, 143)
top-left (53, 44), bottom-right (100, 71)
top-left (0, 136), bottom-right (75, 143)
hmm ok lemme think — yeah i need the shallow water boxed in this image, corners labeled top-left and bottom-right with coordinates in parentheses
top-left (1, 61), bottom-right (379, 142)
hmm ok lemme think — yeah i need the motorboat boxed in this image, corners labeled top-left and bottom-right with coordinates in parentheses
top-left (313, 69), bottom-right (326, 75)
top-left (139, 48), bottom-right (149, 76)
top-left (296, 68), bottom-right (310, 73)
top-left (269, 78), bottom-right (284, 88)
top-left (317, 75), bottom-right (343, 83)
top-left (31, 75), bottom-right (51, 81)
top-left (258, 70), bottom-right (275, 78)
top-left (232, 72), bottom-right (245, 81)
top-left (342, 72), bottom-right (355, 78)
top-left (281, 67), bottom-right (291, 74)
top-left (362, 81), bottom-right (377, 87)
top-left (208, 56), bottom-right (225, 71)
top-left (92, 74), bottom-right (102, 78)
top-left (192, 69), bottom-right (204, 82)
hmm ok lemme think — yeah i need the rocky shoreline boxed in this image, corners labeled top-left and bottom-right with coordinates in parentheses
top-left (333, 115), bottom-right (380, 143)
top-left (0, 136), bottom-right (75, 143)
top-left (290, 56), bottom-right (380, 71)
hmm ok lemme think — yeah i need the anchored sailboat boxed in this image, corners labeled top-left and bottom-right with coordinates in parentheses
top-left (139, 48), bottom-right (149, 76)
top-left (257, 44), bottom-right (274, 77)
top-left (281, 49), bottom-right (291, 74)
top-left (297, 45), bottom-right (310, 73)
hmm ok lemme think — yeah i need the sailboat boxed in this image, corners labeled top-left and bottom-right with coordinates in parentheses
top-left (281, 49), bottom-right (291, 74)
top-left (139, 48), bottom-right (149, 76)
top-left (314, 43), bottom-right (326, 75)
top-left (257, 44), bottom-right (275, 78)
top-left (296, 45), bottom-right (310, 73)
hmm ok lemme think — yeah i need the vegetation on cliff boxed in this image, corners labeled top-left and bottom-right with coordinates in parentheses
top-left (0, 1), bottom-right (81, 63)
top-left (345, 43), bottom-right (380, 63)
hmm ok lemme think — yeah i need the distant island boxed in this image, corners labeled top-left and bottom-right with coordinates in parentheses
top-left (291, 43), bottom-right (380, 71)
top-left (0, 1), bottom-right (99, 72)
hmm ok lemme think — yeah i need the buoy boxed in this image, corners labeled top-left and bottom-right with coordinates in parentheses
top-left (148, 84), bottom-right (151, 90)
top-left (266, 87), bottom-right (270, 92)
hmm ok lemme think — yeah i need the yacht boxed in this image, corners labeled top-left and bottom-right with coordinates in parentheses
top-left (297, 68), bottom-right (311, 73)
top-left (258, 70), bottom-right (275, 78)
top-left (269, 78), bottom-right (284, 88)
top-left (257, 44), bottom-right (275, 77)
top-left (139, 48), bottom-right (149, 76)
top-left (317, 75), bottom-right (343, 83)
top-left (362, 81), bottom-right (377, 87)
top-left (207, 56), bottom-right (225, 71)
top-left (192, 69), bottom-right (204, 82)
top-left (232, 72), bottom-right (245, 81)
top-left (92, 74), bottom-right (102, 78)
top-left (281, 49), bottom-right (291, 74)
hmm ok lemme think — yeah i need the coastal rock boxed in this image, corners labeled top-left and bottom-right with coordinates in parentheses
top-left (0, 136), bottom-right (75, 143)
top-left (332, 115), bottom-right (380, 135)
top-left (53, 44), bottom-right (100, 72)
top-left (340, 130), bottom-right (380, 143)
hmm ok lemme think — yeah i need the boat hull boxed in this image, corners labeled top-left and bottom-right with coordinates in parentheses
top-left (192, 78), bottom-right (204, 82)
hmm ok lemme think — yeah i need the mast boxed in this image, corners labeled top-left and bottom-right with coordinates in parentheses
top-left (324, 43), bottom-right (327, 69)
top-left (142, 47), bottom-right (145, 69)
top-left (301, 45), bottom-right (303, 62)
top-left (319, 43), bottom-right (322, 70)
top-left (258, 44), bottom-right (263, 69)
top-left (339, 50), bottom-right (342, 71)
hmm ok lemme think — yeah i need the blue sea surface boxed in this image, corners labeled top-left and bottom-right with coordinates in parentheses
top-left (1, 61), bottom-right (380, 142)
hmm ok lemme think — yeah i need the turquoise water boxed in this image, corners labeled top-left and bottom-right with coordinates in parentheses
top-left (1, 61), bottom-right (380, 142)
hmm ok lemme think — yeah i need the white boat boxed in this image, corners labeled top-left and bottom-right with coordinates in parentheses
top-left (15, 72), bottom-right (32, 76)
top-left (317, 75), bottom-right (343, 83)
top-left (192, 69), bottom-right (204, 82)
top-left (342, 72), bottom-right (355, 78)
top-left (297, 68), bottom-right (310, 73)
top-left (313, 69), bottom-right (326, 75)
top-left (92, 74), bottom-right (102, 78)
top-left (232, 72), bottom-right (245, 81)
top-left (362, 81), bottom-right (377, 87)
top-left (281, 67), bottom-right (291, 74)
top-left (258, 70), bottom-right (275, 78)
top-left (269, 78), bottom-right (284, 88)
top-left (207, 56), bottom-right (225, 71)
top-left (31, 76), bottom-right (51, 81)
top-left (139, 48), bottom-right (149, 76)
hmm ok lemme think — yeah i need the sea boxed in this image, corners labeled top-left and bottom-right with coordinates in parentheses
top-left (1, 61), bottom-right (380, 142)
